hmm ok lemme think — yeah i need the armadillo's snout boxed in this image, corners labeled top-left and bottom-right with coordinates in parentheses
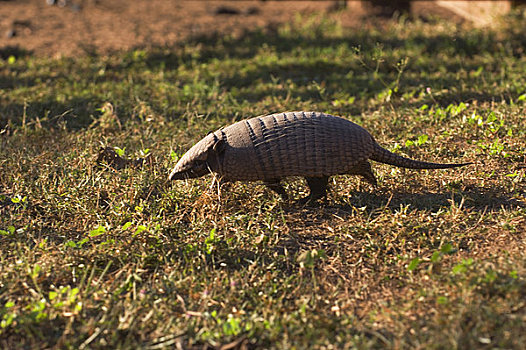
top-left (168, 161), bottom-right (210, 181)
top-left (168, 169), bottom-right (188, 181)
top-left (168, 166), bottom-right (197, 181)
top-left (168, 159), bottom-right (192, 180)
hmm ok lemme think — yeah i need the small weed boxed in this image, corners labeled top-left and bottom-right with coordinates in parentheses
top-left (451, 258), bottom-right (474, 275)
top-left (0, 226), bottom-right (16, 236)
top-left (405, 134), bottom-right (428, 148)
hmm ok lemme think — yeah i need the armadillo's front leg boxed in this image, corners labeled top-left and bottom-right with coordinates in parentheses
top-left (299, 176), bottom-right (329, 205)
top-left (264, 180), bottom-right (288, 200)
top-left (210, 175), bottom-right (230, 198)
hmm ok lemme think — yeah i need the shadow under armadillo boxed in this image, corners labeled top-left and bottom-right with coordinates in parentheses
top-left (281, 187), bottom-right (524, 216)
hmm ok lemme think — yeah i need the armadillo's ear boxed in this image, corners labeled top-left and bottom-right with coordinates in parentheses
top-left (212, 139), bottom-right (226, 154)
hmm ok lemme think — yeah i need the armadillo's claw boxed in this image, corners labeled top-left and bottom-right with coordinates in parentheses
top-left (264, 180), bottom-right (288, 201)
top-left (297, 194), bottom-right (325, 207)
top-left (297, 195), bottom-right (313, 206)
top-left (297, 176), bottom-right (329, 206)
top-left (364, 175), bottom-right (378, 187)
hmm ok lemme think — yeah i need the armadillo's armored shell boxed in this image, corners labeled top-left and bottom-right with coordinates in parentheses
top-left (219, 111), bottom-right (375, 181)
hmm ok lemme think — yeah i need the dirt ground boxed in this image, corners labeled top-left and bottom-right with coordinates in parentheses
top-left (0, 0), bottom-right (462, 58)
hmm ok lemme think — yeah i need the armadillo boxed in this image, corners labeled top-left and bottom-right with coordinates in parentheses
top-left (169, 111), bottom-right (471, 203)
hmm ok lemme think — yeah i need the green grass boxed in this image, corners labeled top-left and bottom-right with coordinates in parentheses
top-left (1, 12), bottom-right (526, 349)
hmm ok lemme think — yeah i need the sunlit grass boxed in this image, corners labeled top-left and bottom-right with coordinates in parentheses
top-left (1, 12), bottom-right (525, 349)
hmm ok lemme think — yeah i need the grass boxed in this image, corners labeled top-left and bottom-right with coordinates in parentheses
top-left (1, 11), bottom-right (526, 349)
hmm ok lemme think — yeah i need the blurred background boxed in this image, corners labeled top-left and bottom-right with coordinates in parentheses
top-left (2, 0), bottom-right (525, 58)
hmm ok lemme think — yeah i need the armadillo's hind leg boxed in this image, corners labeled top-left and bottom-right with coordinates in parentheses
top-left (353, 161), bottom-right (377, 186)
top-left (299, 176), bottom-right (329, 205)
top-left (265, 180), bottom-right (288, 200)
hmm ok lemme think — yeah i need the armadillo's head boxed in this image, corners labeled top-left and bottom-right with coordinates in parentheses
top-left (168, 132), bottom-right (225, 181)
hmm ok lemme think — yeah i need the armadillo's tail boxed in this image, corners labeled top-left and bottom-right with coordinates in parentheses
top-left (370, 143), bottom-right (472, 169)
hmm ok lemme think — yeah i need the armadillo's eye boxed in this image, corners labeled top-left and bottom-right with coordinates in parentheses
top-left (193, 159), bottom-right (207, 169)
top-left (196, 152), bottom-right (208, 161)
